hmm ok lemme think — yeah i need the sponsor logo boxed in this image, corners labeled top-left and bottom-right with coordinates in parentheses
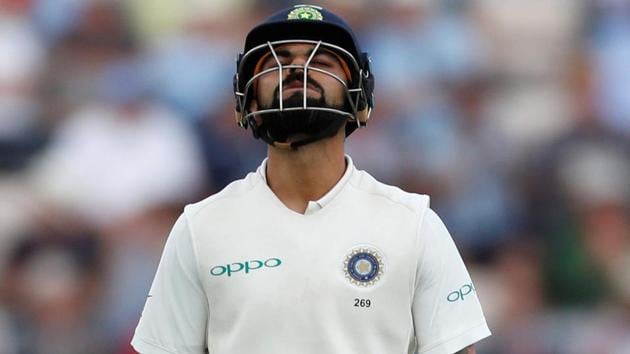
top-left (447, 283), bottom-right (476, 302)
top-left (210, 258), bottom-right (282, 277)
top-left (344, 248), bottom-right (384, 287)
top-left (287, 5), bottom-right (324, 21)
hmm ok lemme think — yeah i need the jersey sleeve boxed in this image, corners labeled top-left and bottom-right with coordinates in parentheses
top-left (411, 208), bottom-right (491, 354)
top-left (131, 213), bottom-right (208, 354)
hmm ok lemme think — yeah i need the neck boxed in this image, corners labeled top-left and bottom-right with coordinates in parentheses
top-left (266, 130), bottom-right (346, 214)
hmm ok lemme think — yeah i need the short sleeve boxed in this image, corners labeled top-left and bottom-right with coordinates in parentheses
top-left (412, 209), bottom-right (491, 354)
top-left (131, 213), bottom-right (208, 354)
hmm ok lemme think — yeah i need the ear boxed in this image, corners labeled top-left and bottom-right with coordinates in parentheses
top-left (235, 100), bottom-right (258, 128)
top-left (355, 107), bottom-right (370, 125)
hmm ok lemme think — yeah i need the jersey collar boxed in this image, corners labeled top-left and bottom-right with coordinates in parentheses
top-left (258, 155), bottom-right (355, 215)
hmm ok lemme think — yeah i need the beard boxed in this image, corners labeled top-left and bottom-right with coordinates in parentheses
top-left (257, 91), bottom-right (348, 143)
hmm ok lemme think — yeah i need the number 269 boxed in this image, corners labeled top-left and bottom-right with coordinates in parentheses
top-left (354, 298), bottom-right (371, 307)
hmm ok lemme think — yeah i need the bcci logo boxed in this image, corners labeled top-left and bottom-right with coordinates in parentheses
top-left (344, 248), bottom-right (384, 287)
top-left (287, 5), bottom-right (324, 21)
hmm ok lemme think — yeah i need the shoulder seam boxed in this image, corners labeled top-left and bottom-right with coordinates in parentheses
top-left (348, 171), bottom-right (426, 217)
top-left (189, 174), bottom-right (262, 219)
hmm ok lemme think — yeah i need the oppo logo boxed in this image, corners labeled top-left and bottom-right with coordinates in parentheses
top-left (447, 283), bottom-right (476, 302)
top-left (210, 258), bottom-right (282, 277)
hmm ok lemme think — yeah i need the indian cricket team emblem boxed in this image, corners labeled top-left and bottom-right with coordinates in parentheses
top-left (344, 248), bottom-right (383, 287)
top-left (287, 5), bottom-right (324, 21)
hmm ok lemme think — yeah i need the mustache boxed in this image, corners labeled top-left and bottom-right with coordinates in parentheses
top-left (274, 72), bottom-right (324, 97)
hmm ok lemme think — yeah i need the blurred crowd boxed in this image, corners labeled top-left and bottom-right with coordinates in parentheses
top-left (0, 0), bottom-right (628, 353)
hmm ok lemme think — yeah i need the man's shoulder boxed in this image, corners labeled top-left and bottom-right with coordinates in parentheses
top-left (184, 170), bottom-right (263, 218)
top-left (349, 168), bottom-right (430, 216)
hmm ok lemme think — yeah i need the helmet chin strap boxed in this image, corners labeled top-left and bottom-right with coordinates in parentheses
top-left (249, 111), bottom-right (347, 150)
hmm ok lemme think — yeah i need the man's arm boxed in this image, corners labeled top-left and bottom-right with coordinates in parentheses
top-left (456, 345), bottom-right (476, 354)
top-left (131, 214), bottom-right (209, 353)
top-left (411, 208), bottom-right (491, 353)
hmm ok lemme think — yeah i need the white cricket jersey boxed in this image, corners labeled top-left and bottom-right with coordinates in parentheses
top-left (132, 156), bottom-right (491, 354)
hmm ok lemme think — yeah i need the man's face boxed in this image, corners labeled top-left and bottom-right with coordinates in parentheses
top-left (253, 43), bottom-right (349, 111)
top-left (249, 43), bottom-right (351, 143)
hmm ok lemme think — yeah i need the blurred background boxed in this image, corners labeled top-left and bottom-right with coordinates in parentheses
top-left (0, 0), bottom-right (628, 353)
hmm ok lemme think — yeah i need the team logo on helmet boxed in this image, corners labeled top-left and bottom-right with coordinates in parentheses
top-left (344, 247), bottom-right (384, 287)
top-left (287, 5), bottom-right (324, 21)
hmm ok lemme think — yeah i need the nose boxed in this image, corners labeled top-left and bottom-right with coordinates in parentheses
top-left (289, 53), bottom-right (308, 66)
top-left (287, 54), bottom-right (309, 75)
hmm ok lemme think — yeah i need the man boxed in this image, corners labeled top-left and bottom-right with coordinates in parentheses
top-left (132, 4), bottom-right (491, 354)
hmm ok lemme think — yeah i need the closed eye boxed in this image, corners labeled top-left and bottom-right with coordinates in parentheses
top-left (261, 56), bottom-right (285, 70)
top-left (311, 58), bottom-right (332, 68)
top-left (310, 53), bottom-right (336, 68)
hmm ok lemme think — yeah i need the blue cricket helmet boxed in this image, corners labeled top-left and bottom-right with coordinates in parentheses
top-left (233, 4), bottom-right (375, 142)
